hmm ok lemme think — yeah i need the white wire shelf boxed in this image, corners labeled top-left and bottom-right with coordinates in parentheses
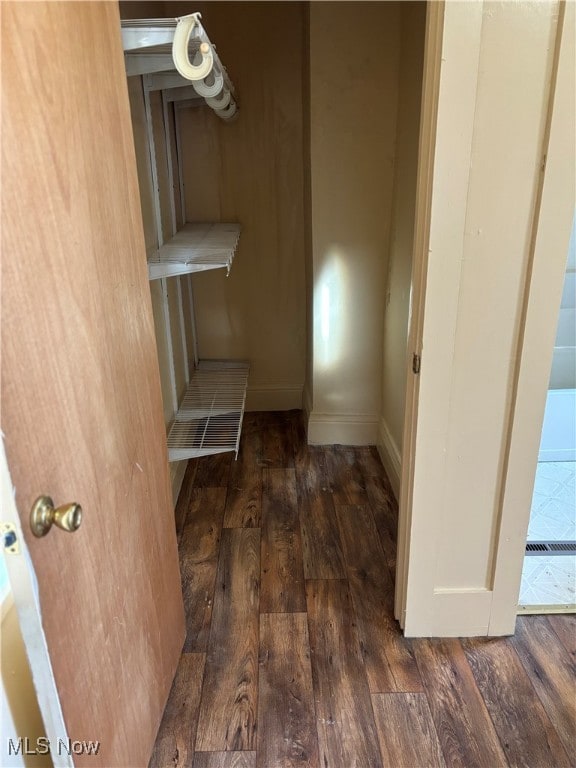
top-left (147, 223), bottom-right (241, 280)
top-left (167, 360), bottom-right (249, 461)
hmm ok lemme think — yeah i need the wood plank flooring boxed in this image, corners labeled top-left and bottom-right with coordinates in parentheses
top-left (150, 411), bottom-right (576, 768)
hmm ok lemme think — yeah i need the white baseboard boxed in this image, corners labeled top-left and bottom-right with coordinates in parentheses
top-left (377, 417), bottom-right (401, 501)
top-left (307, 411), bottom-right (379, 445)
top-left (170, 460), bottom-right (188, 508)
top-left (245, 382), bottom-right (303, 411)
top-left (404, 589), bottom-right (494, 637)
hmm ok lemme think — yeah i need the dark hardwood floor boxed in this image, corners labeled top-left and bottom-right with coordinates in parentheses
top-left (150, 411), bottom-right (576, 768)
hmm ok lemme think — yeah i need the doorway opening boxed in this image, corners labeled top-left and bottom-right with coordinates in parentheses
top-left (519, 220), bottom-right (576, 612)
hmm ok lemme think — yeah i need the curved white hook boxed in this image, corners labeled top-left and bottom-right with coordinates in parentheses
top-left (206, 87), bottom-right (231, 110)
top-left (192, 65), bottom-right (224, 98)
top-left (172, 15), bottom-right (214, 81)
top-left (215, 99), bottom-right (237, 120)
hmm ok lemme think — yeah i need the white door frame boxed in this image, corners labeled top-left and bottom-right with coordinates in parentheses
top-left (0, 438), bottom-right (72, 768)
top-left (394, 0), bottom-right (445, 630)
top-left (488, 0), bottom-right (575, 633)
top-left (396, 0), bottom-right (575, 636)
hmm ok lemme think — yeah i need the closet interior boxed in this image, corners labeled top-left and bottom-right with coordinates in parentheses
top-left (122, 12), bottom-right (249, 478)
top-left (119, 1), bottom-right (426, 501)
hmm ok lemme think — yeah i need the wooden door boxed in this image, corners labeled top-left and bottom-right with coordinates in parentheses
top-left (1, 3), bottom-right (185, 766)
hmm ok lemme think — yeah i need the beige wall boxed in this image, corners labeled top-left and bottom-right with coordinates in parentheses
top-left (379, 2), bottom-right (426, 490)
top-left (307, 1), bottom-right (402, 444)
top-left (402, 0), bottom-right (567, 636)
top-left (168, 1), bottom-right (308, 411)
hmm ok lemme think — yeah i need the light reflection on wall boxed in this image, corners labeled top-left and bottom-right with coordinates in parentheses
top-left (314, 248), bottom-right (348, 372)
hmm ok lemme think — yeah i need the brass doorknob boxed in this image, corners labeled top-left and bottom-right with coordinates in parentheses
top-left (30, 496), bottom-right (82, 538)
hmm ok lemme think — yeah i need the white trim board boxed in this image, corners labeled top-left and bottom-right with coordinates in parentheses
top-left (377, 418), bottom-right (401, 501)
top-left (404, 589), bottom-right (494, 638)
top-left (395, 0), bottom-right (445, 630)
top-left (307, 412), bottom-right (379, 446)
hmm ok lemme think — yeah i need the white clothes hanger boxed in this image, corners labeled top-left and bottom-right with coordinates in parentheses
top-left (172, 14), bottom-right (213, 81)
top-left (192, 64), bottom-right (224, 98)
top-left (206, 87), bottom-right (231, 110)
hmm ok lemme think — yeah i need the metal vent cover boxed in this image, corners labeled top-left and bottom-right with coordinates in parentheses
top-left (525, 541), bottom-right (576, 556)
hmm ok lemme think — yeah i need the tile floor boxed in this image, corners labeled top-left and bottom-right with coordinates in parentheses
top-left (519, 461), bottom-right (576, 609)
